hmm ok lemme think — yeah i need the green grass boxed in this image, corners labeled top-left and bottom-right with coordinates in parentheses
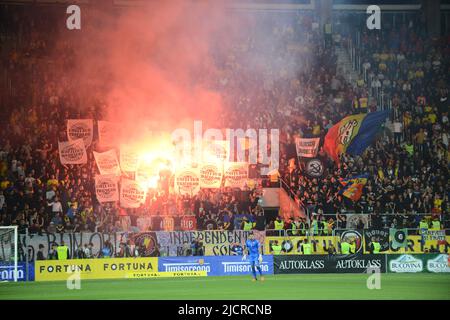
top-left (1, 274), bottom-right (449, 300)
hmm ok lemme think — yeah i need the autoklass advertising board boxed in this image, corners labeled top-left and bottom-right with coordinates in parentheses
top-left (158, 255), bottom-right (274, 276)
top-left (273, 254), bottom-right (386, 274)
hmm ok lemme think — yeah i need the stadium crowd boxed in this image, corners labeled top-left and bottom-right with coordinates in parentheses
top-left (0, 6), bottom-right (448, 241)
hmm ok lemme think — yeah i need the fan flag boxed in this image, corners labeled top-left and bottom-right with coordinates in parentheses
top-left (324, 111), bottom-right (388, 163)
top-left (339, 174), bottom-right (369, 201)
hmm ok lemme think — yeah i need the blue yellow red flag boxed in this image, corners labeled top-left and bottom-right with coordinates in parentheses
top-left (339, 174), bottom-right (369, 201)
top-left (324, 111), bottom-right (388, 162)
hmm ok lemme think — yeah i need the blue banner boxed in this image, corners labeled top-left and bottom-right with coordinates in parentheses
top-left (0, 262), bottom-right (35, 281)
top-left (158, 255), bottom-right (274, 276)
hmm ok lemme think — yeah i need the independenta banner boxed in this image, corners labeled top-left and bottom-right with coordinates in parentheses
top-left (120, 178), bottom-right (146, 208)
top-left (95, 174), bottom-right (119, 203)
top-left (224, 162), bottom-right (248, 189)
top-left (93, 149), bottom-right (121, 176)
top-left (199, 163), bottom-right (223, 189)
top-left (67, 119), bottom-right (94, 147)
top-left (119, 145), bottom-right (140, 173)
top-left (295, 137), bottom-right (320, 158)
top-left (58, 139), bottom-right (87, 165)
top-left (175, 167), bottom-right (201, 195)
top-left (98, 121), bottom-right (120, 147)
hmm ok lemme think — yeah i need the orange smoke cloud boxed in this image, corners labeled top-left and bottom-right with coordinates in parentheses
top-left (63, 1), bottom-right (242, 139)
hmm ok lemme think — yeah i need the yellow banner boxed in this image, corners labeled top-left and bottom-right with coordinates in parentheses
top-left (35, 257), bottom-right (158, 281)
top-left (383, 235), bottom-right (449, 254)
top-left (265, 236), bottom-right (337, 255)
top-left (126, 271), bottom-right (207, 279)
top-left (265, 235), bottom-right (450, 255)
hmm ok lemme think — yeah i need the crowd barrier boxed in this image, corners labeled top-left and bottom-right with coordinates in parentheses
top-left (7, 253), bottom-right (449, 282)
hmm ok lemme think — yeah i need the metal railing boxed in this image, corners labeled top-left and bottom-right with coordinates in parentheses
top-left (267, 212), bottom-right (447, 233)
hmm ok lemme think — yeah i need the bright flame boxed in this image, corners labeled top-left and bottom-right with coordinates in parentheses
top-left (131, 132), bottom-right (177, 189)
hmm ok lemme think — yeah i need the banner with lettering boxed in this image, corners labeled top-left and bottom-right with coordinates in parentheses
top-left (175, 167), bottom-right (200, 195)
top-left (295, 137), bottom-right (320, 158)
top-left (95, 175), bottom-right (119, 203)
top-left (155, 230), bottom-right (265, 256)
top-left (180, 216), bottom-right (197, 231)
top-left (120, 178), bottom-right (146, 208)
top-left (67, 119), bottom-right (94, 147)
top-left (98, 121), bottom-right (120, 147)
top-left (120, 145), bottom-right (140, 173)
top-left (199, 163), bottom-right (223, 189)
top-left (93, 149), bottom-right (121, 176)
top-left (202, 140), bottom-right (230, 163)
top-left (58, 139), bottom-right (87, 165)
top-left (224, 162), bottom-right (248, 189)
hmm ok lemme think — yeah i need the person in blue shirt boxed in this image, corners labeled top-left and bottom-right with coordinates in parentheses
top-left (243, 232), bottom-right (264, 281)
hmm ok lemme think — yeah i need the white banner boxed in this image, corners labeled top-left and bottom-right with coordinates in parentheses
top-left (295, 137), bottom-right (320, 158)
top-left (98, 121), bottom-right (120, 147)
top-left (93, 149), bottom-right (121, 176)
top-left (95, 175), bottom-right (119, 203)
top-left (120, 178), bottom-right (146, 208)
top-left (67, 119), bottom-right (94, 147)
top-left (119, 145), bottom-right (140, 173)
top-left (224, 162), bottom-right (248, 189)
top-left (58, 139), bottom-right (87, 165)
top-left (175, 167), bottom-right (201, 195)
top-left (199, 163), bottom-right (223, 189)
top-left (202, 140), bottom-right (230, 163)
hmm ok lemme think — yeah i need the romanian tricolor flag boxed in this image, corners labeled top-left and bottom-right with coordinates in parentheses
top-left (324, 111), bottom-right (388, 163)
top-left (339, 174), bottom-right (369, 201)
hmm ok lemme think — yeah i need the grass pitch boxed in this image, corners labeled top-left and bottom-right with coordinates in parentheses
top-left (1, 274), bottom-right (449, 300)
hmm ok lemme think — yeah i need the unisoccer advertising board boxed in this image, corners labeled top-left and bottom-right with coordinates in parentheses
top-left (158, 255), bottom-right (274, 276)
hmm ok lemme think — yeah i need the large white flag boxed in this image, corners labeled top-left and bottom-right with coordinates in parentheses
top-left (67, 119), bottom-right (94, 147)
top-left (95, 175), bottom-right (119, 203)
top-left (58, 139), bottom-right (87, 165)
top-left (199, 163), bottom-right (223, 189)
top-left (120, 178), bottom-right (147, 208)
top-left (175, 167), bottom-right (201, 195)
top-left (119, 145), bottom-right (140, 173)
top-left (295, 137), bottom-right (320, 158)
top-left (98, 121), bottom-right (120, 147)
top-left (93, 149), bottom-right (121, 176)
top-left (224, 162), bottom-right (248, 189)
